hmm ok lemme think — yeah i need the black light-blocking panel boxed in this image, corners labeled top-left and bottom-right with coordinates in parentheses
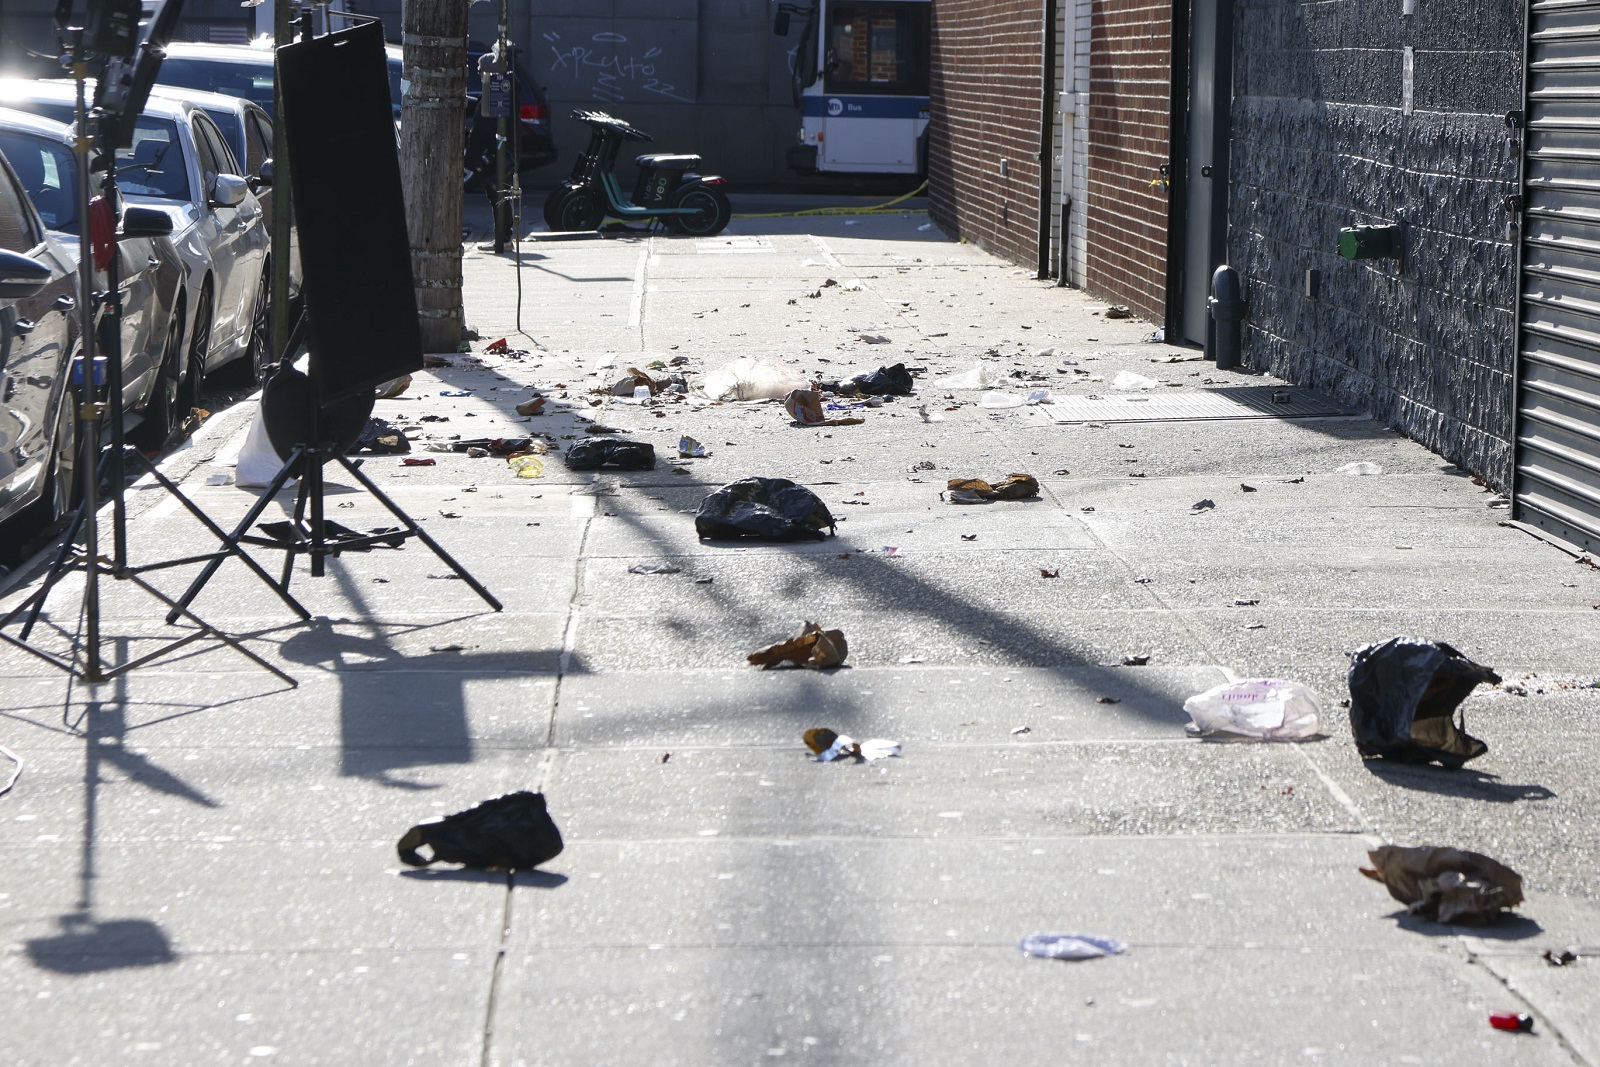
top-left (277, 21), bottom-right (422, 403)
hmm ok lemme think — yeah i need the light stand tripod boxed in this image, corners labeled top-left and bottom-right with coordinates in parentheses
top-left (0, 49), bottom-right (295, 687)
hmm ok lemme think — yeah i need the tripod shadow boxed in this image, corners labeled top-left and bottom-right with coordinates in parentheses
top-left (27, 696), bottom-right (204, 975)
top-left (278, 617), bottom-right (571, 788)
top-left (1366, 762), bottom-right (1557, 803)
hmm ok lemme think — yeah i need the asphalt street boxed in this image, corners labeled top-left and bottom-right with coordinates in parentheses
top-left (1, 195), bottom-right (1597, 1065)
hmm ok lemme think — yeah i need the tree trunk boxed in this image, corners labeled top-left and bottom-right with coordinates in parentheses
top-left (400, 0), bottom-right (469, 352)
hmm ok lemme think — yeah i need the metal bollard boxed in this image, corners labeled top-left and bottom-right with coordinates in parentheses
top-left (1208, 264), bottom-right (1245, 371)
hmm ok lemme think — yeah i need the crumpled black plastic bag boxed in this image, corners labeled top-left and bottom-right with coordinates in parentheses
top-left (842, 362), bottom-right (914, 396)
top-left (1347, 637), bottom-right (1499, 768)
top-left (349, 416), bottom-right (411, 454)
top-left (696, 477), bottom-right (836, 541)
top-left (397, 791), bottom-right (564, 871)
top-left (564, 438), bottom-right (656, 470)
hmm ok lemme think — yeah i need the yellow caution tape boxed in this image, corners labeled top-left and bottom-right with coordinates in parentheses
top-left (733, 181), bottom-right (929, 219)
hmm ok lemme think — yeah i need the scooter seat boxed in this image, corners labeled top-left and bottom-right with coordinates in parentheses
top-left (635, 153), bottom-right (702, 171)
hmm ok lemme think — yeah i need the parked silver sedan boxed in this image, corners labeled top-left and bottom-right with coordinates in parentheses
top-left (0, 108), bottom-right (186, 444)
top-left (0, 146), bottom-right (78, 537)
top-left (0, 80), bottom-right (270, 441)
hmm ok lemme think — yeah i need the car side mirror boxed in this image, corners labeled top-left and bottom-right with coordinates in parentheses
top-left (250, 157), bottom-right (274, 192)
top-left (211, 173), bottom-right (250, 209)
top-left (0, 248), bottom-right (52, 299)
top-left (773, 10), bottom-right (790, 34)
top-left (120, 205), bottom-right (174, 239)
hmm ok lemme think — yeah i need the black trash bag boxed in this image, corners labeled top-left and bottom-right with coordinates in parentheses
top-left (564, 437), bottom-right (656, 470)
top-left (349, 416), bottom-right (411, 455)
top-left (696, 477), bottom-right (837, 541)
top-left (1347, 637), bottom-right (1500, 768)
top-left (397, 791), bottom-right (563, 871)
top-left (842, 362), bottom-right (914, 396)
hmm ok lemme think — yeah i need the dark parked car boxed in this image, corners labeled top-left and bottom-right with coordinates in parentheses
top-left (0, 143), bottom-right (78, 536)
top-left (150, 40), bottom-right (556, 182)
top-left (0, 107), bottom-right (186, 443)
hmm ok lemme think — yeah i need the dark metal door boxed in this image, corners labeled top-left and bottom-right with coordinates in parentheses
top-left (1516, 0), bottom-right (1600, 552)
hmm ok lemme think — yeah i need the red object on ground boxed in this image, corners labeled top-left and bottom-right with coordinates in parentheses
top-left (485, 337), bottom-right (509, 354)
top-left (1489, 1012), bottom-right (1534, 1032)
top-left (402, 457), bottom-right (436, 466)
top-left (89, 195), bottom-right (115, 272)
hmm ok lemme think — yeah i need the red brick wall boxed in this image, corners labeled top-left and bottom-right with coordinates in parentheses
top-left (928, 0), bottom-right (1045, 268)
top-left (1084, 1), bottom-right (1171, 321)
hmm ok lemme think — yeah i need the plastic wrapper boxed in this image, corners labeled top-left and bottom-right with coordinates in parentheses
top-left (696, 356), bottom-right (809, 401)
top-left (1360, 845), bottom-right (1523, 924)
top-left (696, 477), bottom-right (836, 541)
top-left (839, 363), bottom-right (914, 396)
top-left (1018, 933), bottom-right (1127, 960)
top-left (397, 791), bottom-right (564, 871)
top-left (1348, 637), bottom-right (1498, 767)
top-left (933, 363), bottom-right (1005, 390)
top-left (1111, 371), bottom-right (1160, 391)
top-left (1183, 679), bottom-right (1322, 741)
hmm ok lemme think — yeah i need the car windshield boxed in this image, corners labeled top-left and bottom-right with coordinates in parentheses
top-left (116, 119), bottom-right (190, 201)
top-left (157, 57), bottom-right (276, 112)
top-left (0, 129), bottom-right (78, 233)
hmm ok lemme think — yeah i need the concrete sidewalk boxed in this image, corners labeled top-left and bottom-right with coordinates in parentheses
top-left (2, 201), bottom-right (1599, 1066)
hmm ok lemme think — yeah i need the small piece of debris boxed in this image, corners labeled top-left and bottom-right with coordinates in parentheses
top-left (1122, 654), bottom-right (1150, 667)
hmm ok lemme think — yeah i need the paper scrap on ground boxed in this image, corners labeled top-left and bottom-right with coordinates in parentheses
top-left (934, 364), bottom-right (1005, 390)
top-left (804, 728), bottom-right (900, 762)
top-left (1360, 845), bottom-right (1524, 925)
top-left (1018, 933), bottom-right (1127, 960)
top-left (749, 621), bottom-right (848, 669)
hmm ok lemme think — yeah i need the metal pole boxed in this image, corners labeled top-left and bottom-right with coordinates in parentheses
top-left (269, 0), bottom-right (294, 362)
top-left (493, 0), bottom-right (509, 253)
top-left (70, 65), bottom-right (104, 681)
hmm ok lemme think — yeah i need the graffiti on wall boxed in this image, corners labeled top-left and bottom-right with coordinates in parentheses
top-left (542, 30), bottom-right (693, 104)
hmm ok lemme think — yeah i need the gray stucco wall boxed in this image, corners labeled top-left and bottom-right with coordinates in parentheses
top-left (1229, 1), bottom-right (1524, 485)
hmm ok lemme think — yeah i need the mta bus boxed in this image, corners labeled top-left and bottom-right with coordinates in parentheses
top-left (774, 0), bottom-right (930, 178)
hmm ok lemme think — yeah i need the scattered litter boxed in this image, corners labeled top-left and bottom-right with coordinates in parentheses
top-left (1360, 845), bottom-right (1524, 925)
top-left (440, 390), bottom-right (474, 397)
top-left (749, 622), bottom-right (848, 669)
top-left (785, 389), bottom-right (865, 426)
top-left (1097, 696), bottom-right (1121, 704)
top-left (1183, 679), bottom-right (1322, 741)
top-left (696, 356), bottom-right (809, 401)
top-left (423, 354), bottom-right (454, 368)
top-left (374, 374), bottom-right (412, 399)
top-left (628, 563), bottom-right (683, 575)
top-left (1348, 637), bottom-right (1498, 768)
top-left (1010, 726), bottom-right (1032, 735)
top-left (916, 405), bottom-right (945, 423)
top-left (1337, 461), bottom-right (1384, 476)
top-left (1241, 483), bottom-right (1257, 492)
top-left (977, 391), bottom-right (1026, 409)
top-left (428, 436), bottom-right (548, 457)
top-left (1111, 371), bottom-right (1160, 391)
top-left (856, 333), bottom-right (891, 344)
top-left (1103, 305), bottom-right (1132, 319)
top-left (1018, 933), bottom-right (1126, 961)
top-left (934, 364), bottom-right (1005, 390)
top-left (1489, 1013), bottom-right (1535, 1033)
top-left (804, 728), bottom-right (900, 762)
top-left (564, 438), bottom-right (656, 471)
top-left (677, 435), bottom-right (711, 458)
top-left (484, 337), bottom-right (509, 354)
top-left (0, 743), bottom-right (20, 797)
top-left (1040, 569), bottom-right (1060, 579)
top-left (697, 477), bottom-right (837, 541)
top-left (396, 791), bottom-right (563, 871)
top-left (1190, 498), bottom-right (1216, 512)
top-left (1233, 597), bottom-right (1260, 606)
top-left (402, 457), bottom-right (436, 466)
top-left (945, 474), bottom-right (1039, 504)
top-left (350, 417), bottom-right (411, 455)
top-left (960, 534), bottom-right (978, 541)
top-left (507, 454), bottom-right (544, 479)
top-left (837, 362), bottom-right (914, 395)
top-left (1152, 353), bottom-right (1204, 363)
top-left (1122, 653), bottom-right (1150, 666)
top-left (1543, 949), bottom-right (1579, 967)
top-left (515, 397), bottom-right (546, 416)
top-left (1142, 328), bottom-right (1165, 343)
top-left (1025, 389), bottom-right (1053, 405)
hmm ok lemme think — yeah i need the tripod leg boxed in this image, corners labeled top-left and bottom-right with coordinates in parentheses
top-left (166, 448), bottom-right (307, 624)
top-left (11, 495), bottom-right (90, 641)
top-left (335, 455), bottom-right (503, 611)
top-left (125, 450), bottom-right (311, 622)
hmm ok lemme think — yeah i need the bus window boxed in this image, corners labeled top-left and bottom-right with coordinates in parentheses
top-left (823, 4), bottom-right (928, 96)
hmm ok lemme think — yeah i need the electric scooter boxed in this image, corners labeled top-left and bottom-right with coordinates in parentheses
top-left (542, 110), bottom-right (731, 236)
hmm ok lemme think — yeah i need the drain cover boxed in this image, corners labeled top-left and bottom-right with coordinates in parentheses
top-left (1039, 385), bottom-right (1348, 424)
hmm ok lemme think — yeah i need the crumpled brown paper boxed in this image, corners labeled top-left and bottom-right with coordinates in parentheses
top-left (946, 474), bottom-right (1040, 502)
top-left (748, 621), bottom-right (848, 669)
top-left (783, 389), bottom-right (865, 427)
top-left (1359, 845), bottom-right (1524, 924)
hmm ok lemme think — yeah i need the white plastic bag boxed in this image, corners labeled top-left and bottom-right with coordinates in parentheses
top-left (235, 403), bottom-right (293, 489)
top-left (977, 391), bottom-right (1025, 408)
top-left (1183, 679), bottom-right (1322, 741)
top-left (1111, 370), bottom-right (1160, 391)
top-left (694, 356), bottom-right (809, 401)
top-left (933, 363), bottom-right (1004, 390)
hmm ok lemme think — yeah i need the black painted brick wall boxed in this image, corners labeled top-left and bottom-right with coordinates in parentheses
top-left (1229, 0), bottom-right (1523, 486)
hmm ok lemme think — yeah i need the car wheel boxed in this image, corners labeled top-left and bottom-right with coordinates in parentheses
top-left (666, 187), bottom-right (732, 237)
top-left (542, 187), bottom-right (571, 230)
top-left (243, 265), bottom-right (271, 386)
top-left (134, 305), bottom-right (186, 449)
top-left (181, 286), bottom-right (213, 413)
top-left (47, 392), bottom-right (79, 521)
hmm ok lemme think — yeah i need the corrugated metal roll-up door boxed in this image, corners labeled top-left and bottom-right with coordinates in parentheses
top-left (1517, 0), bottom-right (1600, 554)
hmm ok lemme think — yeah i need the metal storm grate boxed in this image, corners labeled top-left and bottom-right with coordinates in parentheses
top-left (1037, 385), bottom-right (1350, 424)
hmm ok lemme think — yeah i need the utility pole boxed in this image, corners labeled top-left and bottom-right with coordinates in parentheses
top-left (400, 0), bottom-right (469, 352)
